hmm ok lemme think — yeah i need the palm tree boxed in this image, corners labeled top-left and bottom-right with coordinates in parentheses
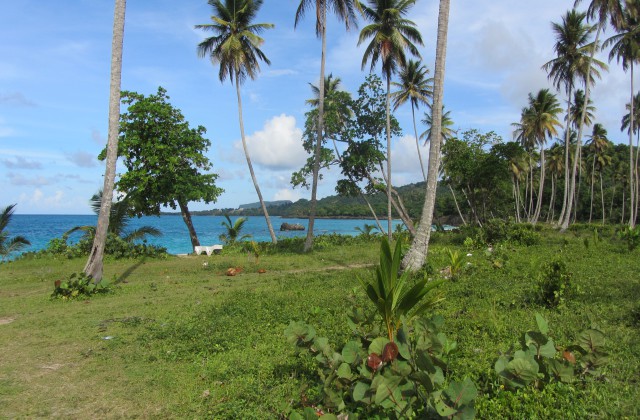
top-left (391, 59), bottom-right (433, 181)
top-left (358, 0), bottom-right (423, 240)
top-left (421, 103), bottom-right (456, 143)
top-left (546, 143), bottom-right (565, 222)
top-left (295, 0), bottom-right (358, 252)
top-left (586, 124), bottom-right (612, 224)
top-left (606, 2), bottom-right (640, 227)
top-left (0, 204), bottom-right (30, 261)
top-left (543, 9), bottom-right (606, 231)
top-left (403, 0), bottom-right (450, 271)
top-left (518, 89), bottom-right (563, 224)
top-left (621, 90), bottom-right (640, 226)
top-left (84, 0), bottom-right (126, 283)
top-left (219, 215), bottom-right (252, 244)
top-left (196, 0), bottom-right (277, 243)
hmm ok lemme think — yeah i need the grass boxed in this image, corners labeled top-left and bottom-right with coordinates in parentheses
top-left (0, 231), bottom-right (639, 418)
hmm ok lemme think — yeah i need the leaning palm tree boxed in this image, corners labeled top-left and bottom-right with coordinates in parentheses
top-left (0, 204), bottom-right (30, 262)
top-left (391, 59), bottom-right (433, 181)
top-left (543, 9), bottom-right (606, 231)
top-left (295, 0), bottom-right (358, 252)
top-left (518, 89), bottom-right (563, 224)
top-left (402, 0), bottom-right (450, 271)
top-left (358, 0), bottom-right (423, 240)
top-left (196, 0), bottom-right (277, 243)
top-left (84, 0), bottom-right (126, 282)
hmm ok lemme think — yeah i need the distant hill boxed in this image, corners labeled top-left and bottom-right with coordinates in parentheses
top-left (238, 200), bottom-right (292, 210)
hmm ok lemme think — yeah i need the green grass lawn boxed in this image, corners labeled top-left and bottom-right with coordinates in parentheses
top-left (0, 231), bottom-right (638, 418)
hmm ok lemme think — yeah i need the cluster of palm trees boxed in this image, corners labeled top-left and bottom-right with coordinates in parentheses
top-left (511, 0), bottom-right (640, 229)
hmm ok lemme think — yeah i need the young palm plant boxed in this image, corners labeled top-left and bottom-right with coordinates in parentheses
top-left (360, 237), bottom-right (445, 343)
top-left (219, 215), bottom-right (252, 245)
top-left (0, 204), bottom-right (30, 261)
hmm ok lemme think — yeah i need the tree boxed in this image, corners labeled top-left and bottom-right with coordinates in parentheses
top-left (0, 204), bottom-right (30, 261)
top-left (586, 123), bottom-right (612, 223)
top-left (66, 191), bottom-right (162, 243)
top-left (196, 0), bottom-right (278, 243)
top-left (102, 87), bottom-right (223, 250)
top-left (358, 0), bottom-right (423, 240)
top-left (219, 215), bottom-right (252, 244)
top-left (546, 143), bottom-right (565, 222)
top-left (391, 59), bottom-right (433, 181)
top-left (295, 0), bottom-right (358, 252)
top-left (84, 0), bottom-right (126, 282)
top-left (542, 9), bottom-right (606, 231)
top-left (403, 0), bottom-right (451, 271)
top-left (421, 103), bottom-right (456, 144)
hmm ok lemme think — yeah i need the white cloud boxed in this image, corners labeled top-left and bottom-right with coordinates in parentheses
top-left (274, 188), bottom-right (302, 202)
top-left (2, 156), bottom-right (42, 169)
top-left (66, 151), bottom-right (98, 168)
top-left (237, 114), bottom-right (306, 170)
top-left (392, 135), bottom-right (430, 180)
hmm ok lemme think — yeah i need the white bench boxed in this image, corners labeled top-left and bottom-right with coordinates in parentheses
top-left (194, 245), bottom-right (223, 256)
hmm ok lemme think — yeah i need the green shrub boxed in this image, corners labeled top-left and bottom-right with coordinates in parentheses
top-left (29, 233), bottom-right (167, 260)
top-left (536, 255), bottom-right (573, 308)
top-left (51, 272), bottom-right (113, 300)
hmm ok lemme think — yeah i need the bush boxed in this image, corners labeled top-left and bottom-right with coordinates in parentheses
top-left (28, 233), bottom-right (167, 260)
top-left (51, 272), bottom-right (113, 300)
top-left (537, 255), bottom-right (573, 308)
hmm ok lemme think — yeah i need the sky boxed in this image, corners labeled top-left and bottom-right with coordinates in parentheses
top-left (0, 0), bottom-right (634, 215)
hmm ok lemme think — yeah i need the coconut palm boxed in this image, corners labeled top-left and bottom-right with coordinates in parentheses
top-left (586, 124), bottom-right (612, 223)
top-left (604, 1), bottom-right (640, 226)
top-left (196, 0), bottom-right (277, 243)
top-left (546, 143), bottom-right (565, 222)
top-left (391, 59), bottom-right (433, 181)
top-left (621, 91), bottom-right (640, 226)
top-left (295, 0), bottom-right (358, 252)
top-left (420, 103), bottom-right (456, 144)
top-left (569, 89), bottom-right (596, 128)
top-left (519, 89), bottom-right (563, 224)
top-left (0, 204), bottom-right (30, 261)
top-left (543, 9), bottom-right (606, 230)
top-left (219, 215), bottom-right (252, 244)
top-left (358, 0), bottom-right (423, 240)
top-left (403, 0), bottom-right (450, 271)
top-left (66, 191), bottom-right (162, 243)
top-left (84, 0), bottom-right (126, 282)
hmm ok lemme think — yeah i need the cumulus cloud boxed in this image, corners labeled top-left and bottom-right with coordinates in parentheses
top-left (391, 135), bottom-right (430, 181)
top-left (273, 188), bottom-right (302, 202)
top-left (66, 151), bottom-right (98, 168)
top-left (237, 114), bottom-right (306, 170)
top-left (19, 188), bottom-right (65, 207)
top-left (2, 156), bottom-right (42, 169)
top-left (0, 92), bottom-right (36, 107)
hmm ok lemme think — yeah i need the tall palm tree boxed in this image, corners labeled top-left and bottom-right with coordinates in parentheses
top-left (196, 0), bottom-right (277, 243)
top-left (403, 0), bottom-right (450, 271)
top-left (0, 204), bottom-right (30, 262)
top-left (358, 0), bottom-right (423, 240)
top-left (569, 89), bottom-right (596, 128)
top-left (586, 124), bottom-right (611, 223)
top-left (605, 0), bottom-right (640, 227)
top-left (391, 59), bottom-right (433, 181)
top-left (543, 9), bottom-right (606, 231)
top-left (519, 89), bottom-right (563, 224)
top-left (621, 90), bottom-right (640, 226)
top-left (295, 0), bottom-right (358, 252)
top-left (420, 103), bottom-right (456, 143)
top-left (84, 0), bottom-right (126, 283)
top-left (546, 143), bottom-right (565, 222)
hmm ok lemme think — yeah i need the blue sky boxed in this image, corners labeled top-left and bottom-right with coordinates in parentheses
top-left (0, 0), bottom-right (633, 214)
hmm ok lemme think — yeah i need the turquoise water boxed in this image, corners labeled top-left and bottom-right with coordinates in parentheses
top-left (9, 214), bottom-right (405, 255)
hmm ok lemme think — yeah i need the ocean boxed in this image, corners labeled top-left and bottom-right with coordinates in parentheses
top-left (9, 214), bottom-right (405, 256)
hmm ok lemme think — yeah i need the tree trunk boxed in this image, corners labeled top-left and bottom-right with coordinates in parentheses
top-left (84, 0), bottom-right (126, 283)
top-left (304, 3), bottom-right (327, 252)
top-left (561, 88), bottom-right (581, 232)
top-left (449, 184), bottom-right (466, 225)
top-left (402, 0), bottom-right (449, 271)
top-left (178, 200), bottom-right (200, 250)
top-left (600, 172), bottom-right (605, 226)
top-left (547, 174), bottom-right (556, 223)
top-left (385, 76), bottom-right (393, 241)
top-left (235, 71), bottom-right (277, 243)
top-left (532, 146), bottom-right (545, 224)
top-left (557, 85), bottom-right (573, 227)
top-left (589, 158), bottom-right (595, 224)
top-left (412, 103), bottom-right (427, 182)
top-left (630, 63), bottom-right (636, 228)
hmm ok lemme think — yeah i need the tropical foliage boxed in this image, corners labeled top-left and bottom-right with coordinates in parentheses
top-left (0, 204), bottom-right (30, 261)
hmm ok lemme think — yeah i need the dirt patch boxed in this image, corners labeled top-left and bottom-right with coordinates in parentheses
top-left (0, 317), bottom-right (16, 325)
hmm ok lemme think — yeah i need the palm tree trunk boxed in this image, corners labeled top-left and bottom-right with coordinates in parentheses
top-left (235, 72), bottom-right (277, 244)
top-left (561, 89), bottom-right (581, 232)
top-left (547, 174), bottom-right (556, 223)
top-left (304, 2), bottom-right (327, 252)
top-left (366, 167), bottom-right (415, 235)
top-left (589, 158), bottom-right (595, 224)
top-left (532, 147), bottom-right (545, 224)
top-left (630, 63), bottom-right (636, 228)
top-left (600, 172), bottom-right (605, 226)
top-left (403, 0), bottom-right (450, 271)
top-left (412, 103), bottom-right (427, 182)
top-left (557, 86), bottom-right (573, 227)
top-left (84, 0), bottom-right (126, 283)
top-left (385, 75), bottom-right (393, 241)
top-left (178, 200), bottom-right (200, 250)
top-left (635, 130), bottom-right (639, 226)
top-left (449, 184), bottom-right (466, 225)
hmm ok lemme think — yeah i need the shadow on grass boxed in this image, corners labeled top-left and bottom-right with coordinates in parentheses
top-left (115, 258), bottom-right (147, 284)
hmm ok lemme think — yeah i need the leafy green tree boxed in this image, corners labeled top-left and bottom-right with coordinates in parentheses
top-left (101, 87), bottom-right (223, 250)
top-left (84, 0), bottom-right (126, 282)
top-left (219, 215), bottom-right (252, 244)
top-left (295, 0), bottom-right (358, 252)
top-left (359, 0), bottom-right (423, 240)
top-left (196, 0), bottom-right (277, 243)
top-left (391, 59), bottom-right (433, 181)
top-left (65, 191), bottom-right (162, 243)
top-left (403, 0), bottom-right (451, 271)
top-left (0, 204), bottom-right (30, 261)
top-left (543, 9), bottom-right (606, 230)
